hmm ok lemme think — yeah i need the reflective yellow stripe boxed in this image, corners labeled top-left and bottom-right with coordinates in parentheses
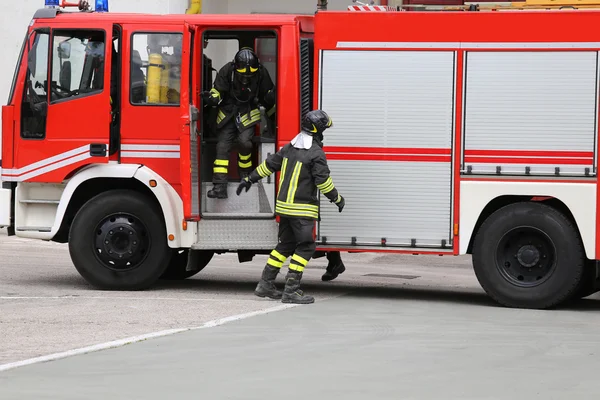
top-left (336, 194), bottom-right (341, 203)
top-left (240, 116), bottom-right (261, 126)
top-left (267, 105), bottom-right (276, 117)
top-left (292, 254), bottom-right (308, 267)
top-left (214, 159), bottom-right (229, 167)
top-left (240, 110), bottom-right (261, 120)
top-left (288, 263), bottom-right (304, 272)
top-left (270, 250), bottom-right (287, 262)
top-left (286, 162), bottom-right (302, 203)
top-left (320, 182), bottom-right (335, 194)
top-left (240, 109), bottom-right (262, 126)
top-left (279, 158), bottom-right (288, 189)
top-left (257, 161), bottom-right (272, 178)
top-left (213, 167), bottom-right (228, 174)
top-left (276, 201), bottom-right (318, 211)
top-left (267, 258), bottom-right (283, 268)
top-left (250, 66), bottom-right (258, 73)
top-left (275, 205), bottom-right (318, 219)
top-left (217, 110), bottom-right (226, 123)
top-left (238, 161), bottom-right (252, 169)
top-left (317, 177), bottom-right (333, 190)
top-left (239, 153), bottom-right (252, 161)
top-left (317, 177), bottom-right (335, 194)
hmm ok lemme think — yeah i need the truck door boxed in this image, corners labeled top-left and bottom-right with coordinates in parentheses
top-left (119, 24), bottom-right (192, 217)
top-left (7, 22), bottom-right (114, 183)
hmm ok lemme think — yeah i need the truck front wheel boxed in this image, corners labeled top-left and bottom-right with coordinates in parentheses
top-left (472, 202), bottom-right (585, 309)
top-left (68, 189), bottom-right (171, 290)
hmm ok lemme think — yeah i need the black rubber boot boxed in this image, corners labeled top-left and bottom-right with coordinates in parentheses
top-left (207, 183), bottom-right (228, 199)
top-left (322, 261), bottom-right (346, 282)
top-left (282, 271), bottom-right (314, 304)
top-left (254, 266), bottom-right (282, 299)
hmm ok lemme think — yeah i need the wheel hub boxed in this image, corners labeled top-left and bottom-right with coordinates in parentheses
top-left (94, 214), bottom-right (150, 271)
top-left (495, 226), bottom-right (556, 288)
top-left (516, 244), bottom-right (540, 268)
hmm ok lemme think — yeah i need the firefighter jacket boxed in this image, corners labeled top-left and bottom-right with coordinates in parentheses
top-left (208, 62), bottom-right (276, 131)
top-left (248, 132), bottom-right (342, 220)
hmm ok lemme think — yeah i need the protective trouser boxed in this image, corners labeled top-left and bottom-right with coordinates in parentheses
top-left (268, 217), bottom-right (316, 271)
top-left (212, 119), bottom-right (254, 185)
top-left (255, 217), bottom-right (316, 304)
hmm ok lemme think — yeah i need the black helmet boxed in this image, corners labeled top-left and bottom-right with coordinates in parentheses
top-left (302, 110), bottom-right (333, 136)
top-left (234, 48), bottom-right (259, 76)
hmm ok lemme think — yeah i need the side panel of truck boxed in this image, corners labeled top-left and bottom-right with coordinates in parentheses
top-left (318, 50), bottom-right (456, 250)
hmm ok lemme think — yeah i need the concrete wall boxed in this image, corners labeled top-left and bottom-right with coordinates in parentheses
top-left (0, 0), bottom-right (373, 155)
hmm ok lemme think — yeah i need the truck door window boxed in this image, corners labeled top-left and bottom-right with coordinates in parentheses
top-left (21, 30), bottom-right (49, 139)
top-left (50, 30), bottom-right (106, 103)
top-left (130, 32), bottom-right (183, 106)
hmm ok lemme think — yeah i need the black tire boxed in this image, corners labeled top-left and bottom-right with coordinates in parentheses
top-left (68, 189), bottom-right (171, 290)
top-left (160, 249), bottom-right (214, 280)
top-left (472, 202), bottom-right (585, 309)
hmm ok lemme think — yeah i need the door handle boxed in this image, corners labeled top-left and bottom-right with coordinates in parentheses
top-left (90, 143), bottom-right (107, 157)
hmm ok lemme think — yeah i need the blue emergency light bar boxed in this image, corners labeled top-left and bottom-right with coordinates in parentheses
top-left (44, 0), bottom-right (108, 11)
top-left (95, 0), bottom-right (108, 12)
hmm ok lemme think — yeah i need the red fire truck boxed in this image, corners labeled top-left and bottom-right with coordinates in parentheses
top-left (1, 0), bottom-right (600, 309)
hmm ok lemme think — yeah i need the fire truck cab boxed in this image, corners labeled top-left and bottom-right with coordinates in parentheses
top-left (2, 0), bottom-right (600, 310)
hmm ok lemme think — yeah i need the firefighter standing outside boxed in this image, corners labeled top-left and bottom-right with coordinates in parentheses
top-left (202, 48), bottom-right (276, 199)
top-left (236, 110), bottom-right (345, 304)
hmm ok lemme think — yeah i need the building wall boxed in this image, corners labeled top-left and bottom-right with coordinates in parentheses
top-left (0, 0), bottom-right (374, 155)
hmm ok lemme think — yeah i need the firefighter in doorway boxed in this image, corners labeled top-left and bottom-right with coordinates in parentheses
top-left (202, 48), bottom-right (276, 199)
top-left (236, 110), bottom-right (345, 304)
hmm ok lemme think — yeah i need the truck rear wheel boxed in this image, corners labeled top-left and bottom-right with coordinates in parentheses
top-left (472, 202), bottom-right (585, 309)
top-left (160, 249), bottom-right (214, 280)
top-left (68, 189), bottom-right (171, 290)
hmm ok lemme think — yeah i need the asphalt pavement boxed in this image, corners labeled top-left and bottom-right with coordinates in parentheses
top-left (2, 228), bottom-right (600, 399)
top-left (2, 291), bottom-right (600, 399)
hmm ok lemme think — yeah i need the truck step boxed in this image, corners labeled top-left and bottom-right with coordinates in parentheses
top-left (16, 226), bottom-right (52, 232)
top-left (19, 199), bottom-right (60, 205)
top-left (201, 181), bottom-right (275, 217)
top-left (201, 212), bottom-right (273, 219)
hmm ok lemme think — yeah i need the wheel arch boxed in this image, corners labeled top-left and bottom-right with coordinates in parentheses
top-left (466, 195), bottom-right (589, 258)
top-left (51, 164), bottom-right (194, 248)
top-left (460, 180), bottom-right (596, 260)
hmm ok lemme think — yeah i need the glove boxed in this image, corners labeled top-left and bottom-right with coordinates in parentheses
top-left (264, 89), bottom-right (276, 105)
top-left (201, 91), bottom-right (218, 106)
top-left (236, 177), bottom-right (253, 196)
top-left (334, 195), bottom-right (345, 213)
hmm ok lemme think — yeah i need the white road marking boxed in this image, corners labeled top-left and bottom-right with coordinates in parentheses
top-left (0, 303), bottom-right (298, 373)
top-left (0, 296), bottom-right (260, 302)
